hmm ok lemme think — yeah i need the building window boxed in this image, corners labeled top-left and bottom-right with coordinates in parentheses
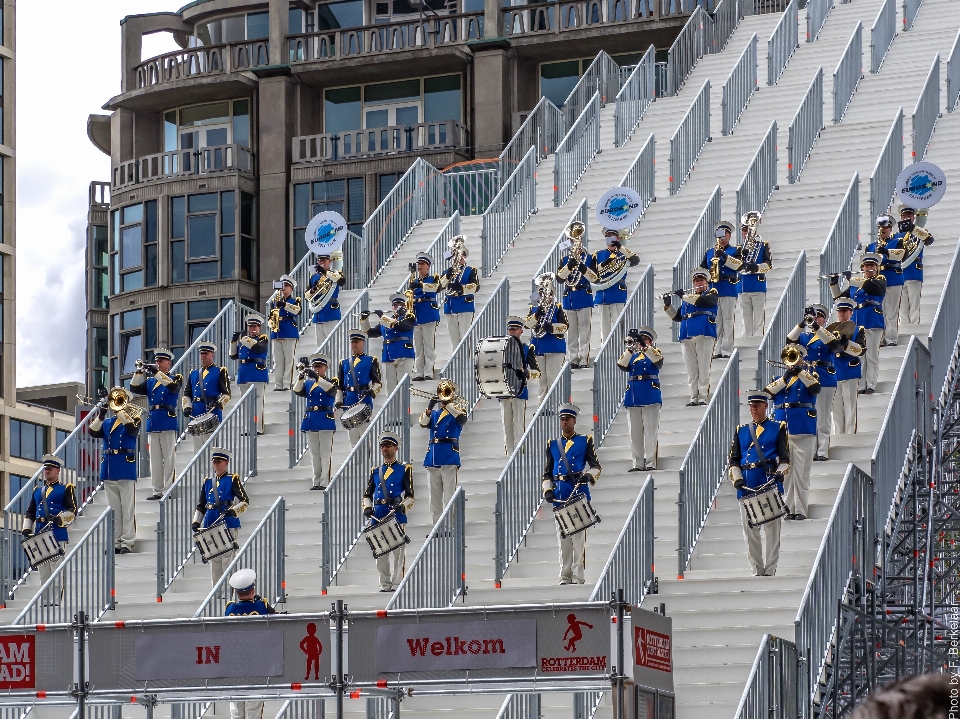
top-left (111, 201), bottom-right (158, 294)
top-left (55, 429), bottom-right (69, 449)
top-left (9, 474), bottom-right (32, 514)
top-left (170, 192), bottom-right (241, 284)
top-left (379, 173), bottom-right (401, 203)
top-left (170, 299), bottom-right (230, 361)
top-left (10, 420), bottom-right (47, 462)
top-left (110, 306), bottom-right (157, 386)
top-left (540, 60), bottom-right (582, 108)
top-left (241, 192), bottom-right (257, 282)
top-left (91, 224), bottom-right (109, 310)
top-left (324, 75), bottom-right (463, 135)
top-left (91, 327), bottom-right (108, 397)
top-left (163, 100), bottom-right (251, 153)
top-left (292, 179), bottom-right (364, 260)
top-left (191, 12), bottom-right (270, 46)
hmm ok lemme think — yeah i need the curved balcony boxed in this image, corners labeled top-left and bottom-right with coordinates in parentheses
top-left (113, 144), bottom-right (254, 190)
top-left (503, 0), bottom-right (693, 37)
top-left (292, 121), bottom-right (468, 163)
top-left (134, 42), bottom-right (269, 89)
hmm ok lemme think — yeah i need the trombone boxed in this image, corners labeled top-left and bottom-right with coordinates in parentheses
top-left (410, 379), bottom-right (468, 414)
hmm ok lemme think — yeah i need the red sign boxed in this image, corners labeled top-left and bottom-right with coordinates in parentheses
top-left (634, 627), bottom-right (671, 673)
top-left (0, 635), bottom-right (35, 689)
top-left (540, 613), bottom-right (607, 674)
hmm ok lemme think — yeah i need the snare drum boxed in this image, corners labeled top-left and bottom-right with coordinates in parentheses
top-left (475, 335), bottom-right (526, 399)
top-left (341, 401), bottom-right (373, 430)
top-left (553, 493), bottom-right (601, 539)
top-left (740, 486), bottom-right (787, 528)
top-left (21, 529), bottom-right (64, 570)
top-left (194, 522), bottom-right (239, 563)
top-left (363, 513), bottom-right (410, 558)
top-left (187, 412), bottom-right (221, 436)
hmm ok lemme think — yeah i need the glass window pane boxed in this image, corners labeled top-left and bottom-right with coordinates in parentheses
top-left (316, 0), bottom-right (363, 30)
top-left (294, 183), bottom-right (310, 227)
top-left (145, 244), bottom-right (158, 286)
top-left (94, 269), bottom-right (108, 309)
top-left (395, 106), bottom-right (419, 126)
top-left (223, 16), bottom-right (245, 43)
top-left (171, 196), bottom-right (186, 239)
top-left (0, 58), bottom-right (4, 96)
top-left (94, 225), bottom-right (109, 265)
top-left (241, 236), bottom-right (256, 282)
top-left (289, 8), bottom-right (304, 32)
top-left (120, 225), bottom-right (141, 269)
top-left (188, 299), bottom-right (219, 320)
top-left (145, 200), bottom-right (158, 242)
top-left (324, 87), bottom-right (362, 134)
top-left (10, 418), bottom-right (19, 457)
top-left (424, 74), bottom-right (462, 122)
top-left (379, 173), bottom-right (399, 202)
top-left (364, 79), bottom-right (421, 105)
top-left (365, 109), bottom-right (389, 129)
top-left (188, 193), bottom-right (219, 213)
top-left (221, 236), bottom-right (235, 279)
top-left (145, 306), bottom-right (158, 350)
top-left (188, 215), bottom-right (218, 258)
top-left (180, 131), bottom-right (197, 150)
top-left (121, 333), bottom-right (142, 375)
top-left (122, 204), bottom-right (143, 225)
top-left (540, 61), bottom-right (581, 107)
top-left (233, 100), bottom-right (250, 147)
top-left (122, 271), bottom-right (143, 292)
top-left (171, 303), bottom-right (185, 347)
top-left (94, 327), bottom-right (108, 367)
top-left (221, 191), bottom-right (236, 234)
top-left (164, 111), bottom-right (177, 151)
top-left (121, 309), bottom-right (142, 330)
top-left (171, 241), bottom-right (185, 283)
top-left (348, 178), bottom-right (365, 222)
top-left (313, 179), bottom-right (345, 202)
top-left (189, 261), bottom-right (219, 282)
top-left (241, 192), bottom-right (255, 236)
top-left (246, 11), bottom-right (270, 39)
top-left (205, 127), bottom-right (228, 146)
top-left (179, 103), bottom-right (230, 128)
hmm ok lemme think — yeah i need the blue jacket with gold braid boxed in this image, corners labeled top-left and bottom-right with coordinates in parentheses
top-left (194, 472), bottom-right (249, 530)
top-left (186, 365), bottom-right (231, 422)
top-left (90, 413), bottom-right (140, 481)
top-left (728, 419), bottom-right (790, 499)
top-left (421, 402), bottom-right (467, 467)
top-left (24, 482), bottom-right (78, 542)
top-left (130, 371), bottom-right (182, 433)
top-left (225, 597), bottom-right (276, 615)
top-left (230, 334), bottom-right (269, 385)
top-left (765, 370), bottom-right (821, 436)
top-left (363, 460), bottom-right (414, 524)
top-left (541, 432), bottom-right (601, 505)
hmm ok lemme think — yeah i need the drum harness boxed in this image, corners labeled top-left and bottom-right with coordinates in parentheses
top-left (373, 466), bottom-right (405, 537)
top-left (554, 437), bottom-right (585, 490)
top-left (741, 424), bottom-right (777, 489)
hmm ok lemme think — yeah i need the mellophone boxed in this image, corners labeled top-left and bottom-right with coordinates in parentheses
top-left (553, 488), bottom-right (601, 539)
top-left (740, 479), bottom-right (787, 528)
top-left (21, 529), bottom-right (64, 570)
top-left (193, 520), bottom-right (239, 563)
top-left (364, 512), bottom-right (410, 558)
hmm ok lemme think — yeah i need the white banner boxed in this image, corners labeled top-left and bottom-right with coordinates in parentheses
top-left (375, 620), bottom-right (535, 673)
top-left (135, 630), bottom-right (283, 681)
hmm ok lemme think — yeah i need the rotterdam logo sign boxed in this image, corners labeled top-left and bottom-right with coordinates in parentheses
top-left (135, 630), bottom-right (283, 680)
top-left (0, 636), bottom-right (34, 689)
top-left (375, 620), bottom-right (535, 673)
top-left (634, 626), bottom-right (671, 674)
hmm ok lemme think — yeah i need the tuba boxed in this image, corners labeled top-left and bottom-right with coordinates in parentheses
top-left (592, 229), bottom-right (630, 291)
top-left (563, 221), bottom-right (587, 288)
top-left (107, 386), bottom-right (143, 421)
top-left (532, 273), bottom-right (556, 339)
top-left (306, 261), bottom-right (341, 315)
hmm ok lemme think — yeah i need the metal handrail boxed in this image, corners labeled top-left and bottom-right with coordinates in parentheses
top-left (562, 50), bottom-right (619, 126)
top-left (818, 173), bottom-right (859, 308)
top-left (669, 80), bottom-right (711, 195)
top-left (496, 694), bottom-right (541, 719)
top-left (928, 239), bottom-right (960, 407)
top-left (735, 120), bottom-right (778, 222)
top-left (787, 67), bottom-right (824, 184)
top-left (156, 385), bottom-right (259, 597)
top-left (677, 349), bottom-right (739, 578)
top-left (554, 91), bottom-right (601, 207)
top-left (870, 0), bottom-right (896, 73)
top-left (274, 699), bottom-right (322, 719)
top-left (805, 0), bottom-right (833, 43)
top-left (767, 0), bottom-right (798, 85)
top-left (832, 22), bottom-right (863, 124)
top-left (666, 6), bottom-right (707, 96)
top-left (722, 34), bottom-right (758, 136)
top-left (948, 30), bottom-right (960, 112)
top-left (395, 213), bottom-right (461, 294)
top-left (494, 362), bottom-right (572, 584)
top-left (481, 145), bottom-right (538, 278)
top-left (531, 199), bottom-right (590, 296)
top-left (444, 167), bottom-right (500, 217)
top-left (498, 96), bottom-right (565, 181)
top-left (733, 635), bottom-right (799, 719)
top-left (194, 496), bottom-right (286, 617)
top-left (902, 0), bottom-right (923, 31)
top-left (911, 54), bottom-right (940, 161)
top-left (710, 0), bottom-right (743, 55)
top-left (757, 252), bottom-right (806, 389)
top-left (387, 485), bottom-right (466, 609)
top-left (672, 185), bottom-right (722, 341)
top-left (321, 375), bottom-right (411, 592)
top-left (869, 107), bottom-right (904, 225)
top-left (614, 45), bottom-right (656, 148)
top-left (13, 507), bottom-right (114, 625)
top-left (619, 134), bottom-right (657, 236)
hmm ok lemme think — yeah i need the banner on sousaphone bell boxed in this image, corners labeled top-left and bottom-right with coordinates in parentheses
top-left (596, 187), bottom-right (644, 230)
top-left (305, 211), bottom-right (348, 255)
top-left (896, 161), bottom-right (947, 209)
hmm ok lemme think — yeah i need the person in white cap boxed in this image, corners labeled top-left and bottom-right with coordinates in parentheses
top-left (663, 270), bottom-right (718, 405)
top-left (787, 303), bottom-right (839, 462)
top-left (294, 353), bottom-right (338, 490)
top-left (894, 205), bottom-right (935, 325)
top-left (363, 431), bottom-right (414, 592)
top-left (828, 254), bottom-right (886, 394)
top-left (182, 342), bottom-right (231, 454)
top-left (361, 294), bottom-right (416, 395)
top-left (593, 229), bottom-right (641, 342)
top-left (406, 253), bottom-right (441, 382)
top-left (830, 299), bottom-right (866, 434)
top-left (524, 275), bottom-right (569, 405)
top-left (499, 317), bottom-right (540, 454)
top-left (131, 348), bottom-right (183, 499)
top-left (439, 237), bottom-right (480, 351)
top-left (224, 569), bottom-right (276, 616)
top-left (90, 388), bottom-right (140, 553)
top-left (617, 327), bottom-right (662, 471)
top-left (701, 220), bottom-right (742, 358)
top-left (268, 275), bottom-right (302, 390)
top-left (865, 214), bottom-right (904, 346)
top-left (735, 215), bottom-right (772, 337)
top-left (22, 454), bottom-right (77, 590)
top-left (229, 316), bottom-right (269, 435)
top-left (555, 225), bottom-right (597, 369)
top-left (192, 448), bottom-right (249, 585)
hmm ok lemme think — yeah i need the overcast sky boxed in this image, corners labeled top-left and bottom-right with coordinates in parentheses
top-left (17, 1), bottom-right (178, 388)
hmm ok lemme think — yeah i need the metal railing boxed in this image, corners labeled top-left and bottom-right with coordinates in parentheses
top-left (592, 265), bottom-right (655, 446)
top-left (617, 134), bottom-right (657, 235)
top-left (291, 120), bottom-right (469, 163)
top-left (444, 168), bottom-right (499, 217)
top-left (589, 474), bottom-right (655, 606)
top-left (171, 700), bottom-right (214, 719)
top-left (554, 91), bottom-right (601, 207)
top-left (156, 385), bottom-right (258, 597)
top-left (665, 6), bottom-right (707, 96)
top-left (677, 349), bottom-right (739, 578)
top-left (832, 22), bottom-right (863, 124)
top-left (194, 496), bottom-right (286, 618)
top-left (13, 507), bottom-right (114, 625)
top-left (870, 0), bottom-right (896, 73)
top-left (276, 699), bottom-right (322, 719)
top-left (532, 200), bottom-right (590, 296)
top-left (722, 34), bottom-right (758, 136)
top-left (496, 694), bottom-right (540, 719)
top-left (757, 252), bottom-right (806, 389)
top-left (818, 173), bottom-right (859, 308)
top-left (321, 376), bottom-right (410, 592)
top-left (394, 214), bottom-right (461, 296)
top-left (902, 0), bottom-right (922, 31)
top-left (735, 120), bottom-right (778, 221)
top-left (499, 96), bottom-right (565, 181)
top-left (710, 0), bottom-right (743, 55)
top-left (615, 45), bottom-right (656, 147)
top-left (869, 108), bottom-right (904, 224)
top-left (733, 635), bottom-right (799, 719)
top-left (482, 146), bottom-right (538, 278)
top-left (805, 0), bottom-right (833, 42)
top-left (494, 362), bottom-right (572, 584)
top-left (563, 51), bottom-right (619, 126)
top-left (787, 67), bottom-right (823, 184)
top-left (387, 486), bottom-right (466, 609)
top-left (672, 185), bottom-right (722, 341)
top-left (948, 30), bottom-right (960, 112)
top-left (669, 80), bottom-right (711, 195)
top-left (573, 692), bottom-right (604, 719)
top-left (767, 0), bottom-right (798, 85)
top-left (439, 277), bottom-right (510, 417)
top-left (928, 239), bottom-right (960, 407)
top-left (911, 54), bottom-right (940, 160)
top-left (113, 144), bottom-right (255, 190)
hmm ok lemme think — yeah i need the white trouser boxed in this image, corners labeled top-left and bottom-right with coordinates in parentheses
top-left (348, 420), bottom-right (370, 447)
top-left (861, 329), bottom-right (883, 391)
top-left (902, 280), bottom-right (922, 324)
top-left (785, 433), bottom-right (815, 518)
top-left (252, 382), bottom-right (267, 433)
top-left (716, 296), bottom-right (737, 356)
top-left (37, 544), bottom-right (67, 594)
top-left (427, 466), bottom-right (459, 524)
top-left (833, 378), bottom-right (859, 434)
top-left (383, 358), bottom-right (413, 395)
top-left (565, 307), bottom-right (593, 365)
top-left (446, 312), bottom-right (474, 351)
top-left (231, 701), bottom-right (264, 719)
top-left (272, 338), bottom-right (298, 389)
top-left (376, 544), bottom-right (406, 591)
top-left (882, 284), bottom-right (902, 344)
top-left (314, 320), bottom-right (339, 345)
top-left (739, 503), bottom-right (781, 576)
top-left (194, 433), bottom-right (215, 455)
top-left (681, 335), bottom-right (715, 401)
top-left (500, 398), bottom-right (527, 455)
top-left (307, 430), bottom-right (335, 488)
top-left (739, 292), bottom-right (766, 337)
top-left (627, 405), bottom-right (660, 469)
top-left (537, 353), bottom-right (566, 405)
top-left (210, 529), bottom-right (238, 586)
top-left (815, 386), bottom-right (835, 457)
top-left (413, 322), bottom-right (438, 378)
top-left (105, 480), bottom-right (136, 550)
top-left (557, 525), bottom-right (586, 583)
top-left (599, 303), bottom-right (624, 343)
top-left (148, 429), bottom-right (177, 495)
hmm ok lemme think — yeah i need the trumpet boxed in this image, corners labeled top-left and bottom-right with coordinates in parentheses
top-left (135, 359), bottom-right (160, 375)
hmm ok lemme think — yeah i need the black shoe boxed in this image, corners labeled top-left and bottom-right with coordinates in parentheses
top-left (813, 455), bottom-right (827, 462)
top-left (793, 513), bottom-right (806, 521)
top-left (413, 376), bottom-right (425, 381)
top-left (712, 354), bottom-right (723, 359)
top-left (864, 388), bottom-right (875, 394)
top-left (114, 547), bottom-right (122, 554)
top-left (119, 546), bottom-right (131, 554)
top-left (310, 485), bottom-right (325, 491)
top-left (784, 514), bottom-right (797, 521)
top-left (570, 363), bottom-right (581, 369)
top-left (147, 493), bottom-right (162, 500)
top-left (644, 464), bottom-right (656, 471)
top-left (273, 388), bottom-right (285, 392)
top-left (628, 467), bottom-right (643, 473)
top-left (886, 341), bottom-right (898, 347)
top-left (697, 399), bottom-right (708, 405)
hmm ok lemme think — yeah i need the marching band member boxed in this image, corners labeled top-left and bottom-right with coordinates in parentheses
top-left (829, 253), bottom-right (886, 394)
top-left (229, 316), bottom-right (269, 435)
top-left (617, 327), bottom-right (662, 472)
top-left (787, 304), bottom-right (840, 462)
top-left (865, 214), bottom-right (904, 346)
top-left (361, 294), bottom-right (416, 395)
top-left (408, 254), bottom-right (441, 382)
top-left (541, 404), bottom-right (601, 585)
top-left (130, 348), bottom-right (182, 500)
top-left (525, 275), bottom-right (569, 405)
top-left (500, 317), bottom-right (540, 454)
top-left (831, 298), bottom-right (865, 434)
top-left (764, 344), bottom-right (821, 521)
top-left (294, 353), bottom-right (338, 490)
top-left (192, 447), bottom-right (249, 586)
top-left (736, 216), bottom-right (772, 336)
top-left (22, 454), bottom-right (77, 587)
top-left (663, 269), bottom-right (718, 406)
top-left (593, 229), bottom-right (640, 342)
top-left (308, 252), bottom-right (346, 343)
top-left (363, 431), bottom-right (414, 592)
top-left (225, 569), bottom-right (275, 616)
top-left (181, 342), bottom-right (231, 454)
top-left (702, 221), bottom-right (742, 358)
top-left (728, 393), bottom-right (790, 577)
top-left (90, 389), bottom-right (140, 554)
top-left (556, 224), bottom-right (598, 368)
top-left (439, 238), bottom-right (480, 351)
top-left (337, 331), bottom-right (382, 446)
top-left (419, 380), bottom-right (466, 524)
top-left (896, 205), bottom-right (935, 325)
top-left (269, 275), bottom-right (302, 390)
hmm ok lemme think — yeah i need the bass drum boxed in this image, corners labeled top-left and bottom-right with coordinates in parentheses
top-left (475, 335), bottom-right (526, 399)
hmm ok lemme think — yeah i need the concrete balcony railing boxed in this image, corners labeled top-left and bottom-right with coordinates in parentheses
top-left (112, 144), bottom-right (254, 190)
top-left (134, 42), bottom-right (269, 89)
top-left (503, 0), bottom-right (694, 37)
top-left (292, 121), bottom-right (468, 163)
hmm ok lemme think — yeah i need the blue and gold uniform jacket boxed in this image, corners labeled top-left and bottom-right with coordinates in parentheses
top-left (895, 227), bottom-right (935, 283)
top-left (294, 375), bottom-right (338, 432)
top-left (765, 371), bottom-right (821, 436)
top-left (498, 343), bottom-right (539, 402)
top-left (309, 269), bottom-right (345, 324)
top-left (524, 303), bottom-right (568, 356)
top-left (618, 347), bottom-right (663, 407)
top-left (664, 288), bottom-right (718, 340)
top-left (186, 365), bottom-right (231, 422)
top-left (24, 482), bottom-right (77, 542)
top-left (363, 460), bottom-right (414, 524)
top-left (269, 293), bottom-right (302, 339)
top-left (91, 414), bottom-right (140, 481)
top-left (364, 310), bottom-right (416, 363)
top-left (787, 325), bottom-right (838, 388)
top-left (337, 354), bottom-right (381, 409)
top-left (865, 238), bottom-right (905, 287)
top-left (407, 273), bottom-right (441, 324)
top-left (592, 246), bottom-right (640, 305)
top-left (441, 265), bottom-right (480, 315)
top-left (421, 404), bottom-right (467, 468)
top-left (194, 472), bottom-right (249, 530)
top-left (728, 419), bottom-right (790, 498)
top-left (701, 244), bottom-right (741, 297)
top-left (225, 596), bottom-right (276, 615)
top-left (230, 334), bottom-right (269, 385)
top-left (542, 432), bottom-right (601, 505)
top-left (738, 241), bottom-right (772, 294)
top-left (130, 371), bottom-right (182, 433)
top-left (556, 252), bottom-right (597, 311)
top-left (830, 275), bottom-right (886, 330)
top-left (834, 326), bottom-right (866, 382)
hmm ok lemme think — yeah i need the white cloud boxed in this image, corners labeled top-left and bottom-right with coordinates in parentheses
top-left (16, 1), bottom-right (179, 388)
